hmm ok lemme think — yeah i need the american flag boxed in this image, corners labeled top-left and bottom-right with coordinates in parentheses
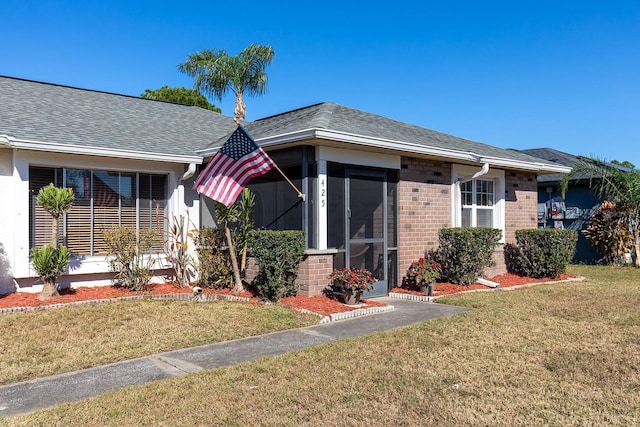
top-left (194, 126), bottom-right (275, 207)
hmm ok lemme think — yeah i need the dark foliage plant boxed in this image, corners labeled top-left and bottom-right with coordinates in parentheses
top-left (430, 228), bottom-right (502, 285)
top-left (247, 230), bottom-right (305, 302)
top-left (508, 229), bottom-right (578, 279)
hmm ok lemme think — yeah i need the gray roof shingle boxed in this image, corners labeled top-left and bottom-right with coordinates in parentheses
top-left (1, 77), bottom-right (566, 172)
top-left (240, 103), bottom-right (563, 169)
top-left (0, 76), bottom-right (236, 158)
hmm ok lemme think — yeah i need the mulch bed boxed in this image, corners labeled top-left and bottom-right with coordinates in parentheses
top-left (0, 273), bottom-right (574, 316)
top-left (391, 273), bottom-right (575, 297)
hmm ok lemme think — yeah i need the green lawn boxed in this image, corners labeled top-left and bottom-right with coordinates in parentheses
top-left (0, 300), bottom-right (318, 385)
top-left (4, 265), bottom-right (640, 426)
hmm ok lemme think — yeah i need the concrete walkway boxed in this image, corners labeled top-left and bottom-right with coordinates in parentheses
top-left (0, 298), bottom-right (469, 418)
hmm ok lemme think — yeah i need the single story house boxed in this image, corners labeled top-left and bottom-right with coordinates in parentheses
top-left (0, 76), bottom-right (570, 296)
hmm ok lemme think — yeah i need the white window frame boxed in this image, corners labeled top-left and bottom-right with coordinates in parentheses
top-left (451, 165), bottom-right (505, 242)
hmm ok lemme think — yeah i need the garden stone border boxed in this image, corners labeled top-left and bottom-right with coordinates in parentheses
top-left (0, 293), bottom-right (251, 315)
top-left (0, 292), bottom-right (395, 323)
top-left (389, 276), bottom-right (586, 302)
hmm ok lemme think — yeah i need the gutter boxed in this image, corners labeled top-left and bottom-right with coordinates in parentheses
top-left (220, 128), bottom-right (571, 174)
top-left (0, 134), bottom-right (202, 164)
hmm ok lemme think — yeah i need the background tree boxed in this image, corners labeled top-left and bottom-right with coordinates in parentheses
top-left (561, 158), bottom-right (640, 266)
top-left (141, 86), bottom-right (221, 112)
top-left (611, 159), bottom-right (636, 169)
top-left (178, 44), bottom-right (274, 123)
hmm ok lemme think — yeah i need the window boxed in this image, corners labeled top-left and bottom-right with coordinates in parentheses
top-left (29, 166), bottom-right (167, 255)
top-left (461, 179), bottom-right (495, 228)
top-left (452, 165), bottom-right (505, 236)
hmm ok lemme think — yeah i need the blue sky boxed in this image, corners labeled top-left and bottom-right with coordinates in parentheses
top-left (3, 1), bottom-right (639, 166)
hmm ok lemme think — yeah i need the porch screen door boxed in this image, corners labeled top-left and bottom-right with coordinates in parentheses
top-left (346, 171), bottom-right (388, 297)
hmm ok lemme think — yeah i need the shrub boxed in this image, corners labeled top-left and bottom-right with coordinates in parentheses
top-left (103, 226), bottom-right (159, 291)
top-left (582, 201), bottom-right (633, 264)
top-left (247, 230), bottom-right (305, 302)
top-left (510, 229), bottom-right (578, 279)
top-left (431, 228), bottom-right (502, 285)
top-left (194, 227), bottom-right (233, 289)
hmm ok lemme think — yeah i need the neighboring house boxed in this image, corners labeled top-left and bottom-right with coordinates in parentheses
top-left (518, 147), bottom-right (602, 263)
top-left (0, 76), bottom-right (570, 296)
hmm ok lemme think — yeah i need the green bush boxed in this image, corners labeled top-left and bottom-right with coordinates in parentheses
top-left (431, 228), bottom-right (502, 285)
top-left (247, 230), bottom-right (305, 302)
top-left (103, 226), bottom-right (159, 291)
top-left (510, 229), bottom-right (578, 279)
top-left (30, 244), bottom-right (70, 283)
top-left (194, 227), bottom-right (233, 289)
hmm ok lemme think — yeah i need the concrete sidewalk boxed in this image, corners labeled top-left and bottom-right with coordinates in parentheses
top-left (0, 298), bottom-right (469, 418)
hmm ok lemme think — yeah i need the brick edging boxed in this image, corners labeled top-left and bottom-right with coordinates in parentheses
top-left (0, 293), bottom-right (251, 315)
top-left (388, 276), bottom-right (586, 302)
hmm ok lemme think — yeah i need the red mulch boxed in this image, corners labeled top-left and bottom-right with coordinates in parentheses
top-left (0, 273), bottom-right (575, 315)
top-left (0, 282), bottom-right (383, 317)
top-left (391, 273), bottom-right (575, 297)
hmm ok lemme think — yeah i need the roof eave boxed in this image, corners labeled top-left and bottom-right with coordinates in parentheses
top-left (0, 135), bottom-right (202, 164)
top-left (245, 129), bottom-right (573, 173)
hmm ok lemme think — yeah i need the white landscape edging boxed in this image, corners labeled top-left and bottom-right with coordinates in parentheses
top-left (388, 276), bottom-right (586, 302)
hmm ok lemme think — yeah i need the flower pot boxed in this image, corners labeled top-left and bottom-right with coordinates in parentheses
top-left (419, 282), bottom-right (434, 296)
top-left (342, 289), bottom-right (362, 305)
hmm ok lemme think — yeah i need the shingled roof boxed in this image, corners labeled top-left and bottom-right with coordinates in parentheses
top-left (517, 147), bottom-right (602, 183)
top-left (0, 76), bottom-right (235, 162)
top-left (1, 76), bottom-right (569, 173)
top-left (202, 102), bottom-right (569, 173)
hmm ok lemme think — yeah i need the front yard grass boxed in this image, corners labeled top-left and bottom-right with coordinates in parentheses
top-left (5, 264), bottom-right (640, 426)
top-left (0, 300), bottom-right (318, 385)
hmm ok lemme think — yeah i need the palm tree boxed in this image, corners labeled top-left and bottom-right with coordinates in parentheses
top-left (33, 184), bottom-right (74, 299)
top-left (36, 183), bottom-right (74, 247)
top-left (178, 44), bottom-right (274, 124)
top-left (561, 158), bottom-right (640, 266)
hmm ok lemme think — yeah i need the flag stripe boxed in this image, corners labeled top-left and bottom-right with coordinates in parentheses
top-left (194, 127), bottom-right (274, 207)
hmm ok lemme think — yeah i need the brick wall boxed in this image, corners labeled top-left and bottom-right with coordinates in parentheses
top-left (397, 157), bottom-right (452, 284)
top-left (504, 170), bottom-right (538, 243)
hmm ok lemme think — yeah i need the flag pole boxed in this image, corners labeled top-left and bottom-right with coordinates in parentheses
top-left (271, 162), bottom-right (306, 202)
top-left (235, 120), bottom-right (305, 202)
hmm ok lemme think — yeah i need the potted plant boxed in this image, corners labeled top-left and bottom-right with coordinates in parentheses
top-left (328, 267), bottom-right (375, 305)
top-left (406, 257), bottom-right (441, 296)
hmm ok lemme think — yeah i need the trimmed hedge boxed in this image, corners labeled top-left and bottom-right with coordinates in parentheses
top-left (247, 230), bottom-right (306, 302)
top-left (507, 229), bottom-right (577, 279)
top-left (431, 228), bottom-right (502, 285)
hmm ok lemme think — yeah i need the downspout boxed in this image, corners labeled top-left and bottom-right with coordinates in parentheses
top-left (180, 163), bottom-right (197, 182)
top-left (454, 163), bottom-right (499, 288)
top-left (176, 163), bottom-right (198, 226)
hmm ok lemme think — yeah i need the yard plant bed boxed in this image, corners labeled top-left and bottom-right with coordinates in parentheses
top-left (391, 272), bottom-right (575, 297)
top-left (0, 283), bottom-right (386, 317)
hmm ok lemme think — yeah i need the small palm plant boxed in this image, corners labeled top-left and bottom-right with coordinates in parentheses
top-left (32, 184), bottom-right (74, 299)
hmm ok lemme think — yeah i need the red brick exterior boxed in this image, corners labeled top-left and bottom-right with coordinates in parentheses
top-left (504, 170), bottom-right (539, 244)
top-left (397, 157), bottom-right (452, 285)
top-left (296, 250), bottom-right (338, 296)
top-left (245, 162), bottom-right (539, 295)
